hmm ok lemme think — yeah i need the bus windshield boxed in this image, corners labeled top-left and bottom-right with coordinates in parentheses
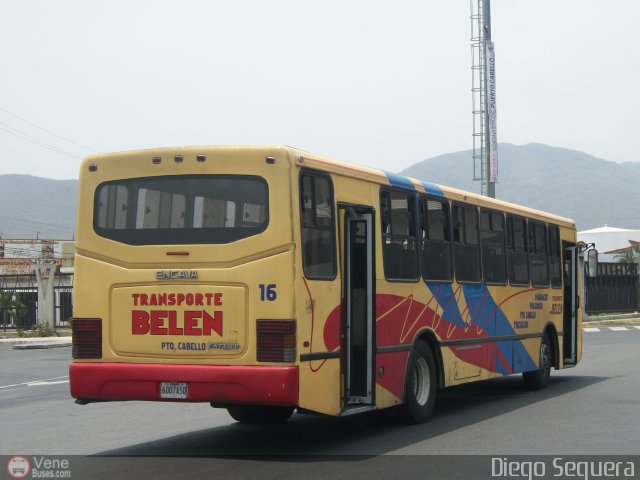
top-left (93, 175), bottom-right (268, 245)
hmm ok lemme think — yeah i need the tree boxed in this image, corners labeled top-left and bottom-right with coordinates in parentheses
top-left (614, 244), bottom-right (640, 264)
top-left (0, 291), bottom-right (25, 327)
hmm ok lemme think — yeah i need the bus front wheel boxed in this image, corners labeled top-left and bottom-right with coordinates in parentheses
top-left (399, 340), bottom-right (437, 424)
top-left (523, 332), bottom-right (553, 390)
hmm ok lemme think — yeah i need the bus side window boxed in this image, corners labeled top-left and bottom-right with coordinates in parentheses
top-left (549, 225), bottom-right (563, 288)
top-left (420, 197), bottom-right (452, 282)
top-left (452, 203), bottom-right (481, 283)
top-left (299, 171), bottom-right (336, 279)
top-left (529, 221), bottom-right (550, 287)
top-left (480, 209), bottom-right (507, 284)
top-left (507, 214), bottom-right (529, 286)
top-left (380, 190), bottom-right (419, 281)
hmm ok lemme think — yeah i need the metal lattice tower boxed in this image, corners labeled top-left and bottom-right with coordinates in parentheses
top-left (470, 0), bottom-right (495, 197)
top-left (470, 0), bottom-right (488, 196)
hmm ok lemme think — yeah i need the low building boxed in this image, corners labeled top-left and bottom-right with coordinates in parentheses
top-left (577, 226), bottom-right (640, 263)
top-left (0, 239), bottom-right (74, 276)
top-left (0, 239), bottom-right (74, 329)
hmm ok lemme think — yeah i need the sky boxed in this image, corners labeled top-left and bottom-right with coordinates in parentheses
top-left (0, 0), bottom-right (639, 180)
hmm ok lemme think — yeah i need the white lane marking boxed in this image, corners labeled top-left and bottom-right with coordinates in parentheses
top-left (609, 326), bottom-right (629, 331)
top-left (634, 326), bottom-right (640, 330)
top-left (27, 380), bottom-right (69, 386)
top-left (584, 327), bottom-right (600, 332)
top-left (0, 375), bottom-right (69, 390)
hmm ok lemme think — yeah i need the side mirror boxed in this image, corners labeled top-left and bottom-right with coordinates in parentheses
top-left (587, 249), bottom-right (598, 277)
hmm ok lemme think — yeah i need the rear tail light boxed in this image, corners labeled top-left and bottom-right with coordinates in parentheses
top-left (72, 318), bottom-right (102, 359)
top-left (256, 320), bottom-right (296, 362)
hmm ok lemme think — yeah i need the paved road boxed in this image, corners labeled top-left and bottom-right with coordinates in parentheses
top-left (1, 327), bottom-right (639, 477)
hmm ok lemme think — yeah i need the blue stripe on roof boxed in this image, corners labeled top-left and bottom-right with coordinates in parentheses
top-left (384, 171), bottom-right (445, 199)
top-left (420, 180), bottom-right (445, 198)
top-left (383, 171), bottom-right (415, 190)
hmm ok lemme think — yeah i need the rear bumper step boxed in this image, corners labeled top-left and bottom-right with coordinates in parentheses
top-left (70, 363), bottom-right (299, 405)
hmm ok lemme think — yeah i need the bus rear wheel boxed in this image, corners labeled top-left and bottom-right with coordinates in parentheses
top-left (227, 406), bottom-right (294, 424)
top-left (253, 406), bottom-right (295, 423)
top-left (399, 341), bottom-right (437, 424)
top-left (523, 332), bottom-right (553, 390)
top-left (227, 406), bottom-right (258, 423)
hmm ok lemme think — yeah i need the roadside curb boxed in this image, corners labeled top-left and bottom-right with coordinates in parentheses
top-left (12, 341), bottom-right (72, 350)
top-left (585, 312), bottom-right (640, 322)
top-left (583, 315), bottom-right (640, 326)
top-left (0, 337), bottom-right (72, 350)
top-left (0, 330), bottom-right (71, 340)
top-left (582, 319), bottom-right (640, 327)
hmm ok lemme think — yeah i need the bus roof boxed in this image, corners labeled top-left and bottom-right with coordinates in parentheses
top-left (287, 145), bottom-right (576, 229)
top-left (82, 144), bottom-right (576, 230)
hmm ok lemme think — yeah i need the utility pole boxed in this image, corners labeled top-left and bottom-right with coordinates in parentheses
top-left (471, 0), bottom-right (498, 198)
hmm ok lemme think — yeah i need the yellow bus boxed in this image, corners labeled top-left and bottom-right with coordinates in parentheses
top-left (70, 145), bottom-right (582, 423)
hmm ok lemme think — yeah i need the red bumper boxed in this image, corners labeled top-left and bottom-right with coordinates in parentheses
top-left (69, 363), bottom-right (299, 405)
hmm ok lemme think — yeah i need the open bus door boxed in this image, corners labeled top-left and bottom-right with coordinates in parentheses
top-left (340, 204), bottom-right (375, 413)
top-left (563, 242), bottom-right (578, 366)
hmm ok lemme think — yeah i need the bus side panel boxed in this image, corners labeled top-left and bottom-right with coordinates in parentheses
top-left (392, 280), bottom-right (561, 388)
top-left (374, 350), bottom-right (407, 408)
top-left (370, 257), bottom-right (569, 393)
top-left (487, 284), bottom-right (560, 372)
top-left (295, 276), bottom-right (342, 416)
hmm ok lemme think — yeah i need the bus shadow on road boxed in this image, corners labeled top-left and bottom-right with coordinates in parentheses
top-left (97, 374), bottom-right (606, 457)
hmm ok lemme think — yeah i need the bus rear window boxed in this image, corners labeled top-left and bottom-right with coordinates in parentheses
top-left (94, 175), bottom-right (268, 245)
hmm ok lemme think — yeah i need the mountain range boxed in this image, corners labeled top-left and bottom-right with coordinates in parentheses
top-left (0, 175), bottom-right (77, 239)
top-left (400, 143), bottom-right (640, 230)
top-left (0, 143), bottom-right (637, 239)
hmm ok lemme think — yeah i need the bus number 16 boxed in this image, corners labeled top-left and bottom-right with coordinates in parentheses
top-left (259, 284), bottom-right (277, 302)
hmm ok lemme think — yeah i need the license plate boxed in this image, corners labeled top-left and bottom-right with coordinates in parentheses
top-left (160, 382), bottom-right (188, 399)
